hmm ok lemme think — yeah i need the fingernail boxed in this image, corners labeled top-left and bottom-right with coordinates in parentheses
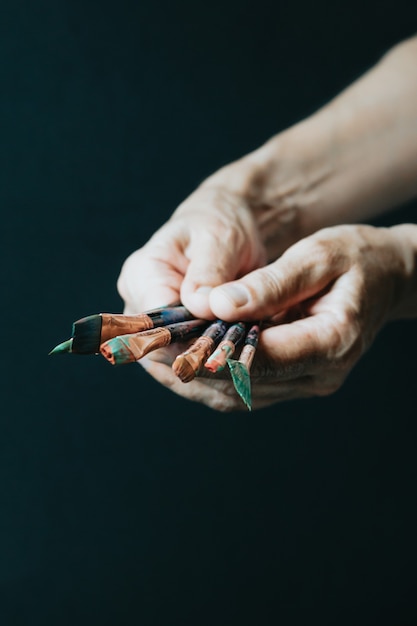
top-left (219, 283), bottom-right (249, 307)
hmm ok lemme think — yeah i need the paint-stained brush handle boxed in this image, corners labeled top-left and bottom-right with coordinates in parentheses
top-left (50, 303), bottom-right (196, 355)
top-left (204, 322), bottom-right (247, 373)
top-left (172, 319), bottom-right (229, 382)
top-left (100, 319), bottom-right (208, 365)
top-left (238, 323), bottom-right (260, 371)
top-left (73, 305), bottom-right (196, 354)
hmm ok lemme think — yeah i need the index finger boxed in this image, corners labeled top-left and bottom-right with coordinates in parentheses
top-left (117, 246), bottom-right (185, 314)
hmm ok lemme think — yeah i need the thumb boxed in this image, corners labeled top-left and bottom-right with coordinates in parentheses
top-left (180, 233), bottom-right (261, 319)
top-left (209, 238), bottom-right (344, 321)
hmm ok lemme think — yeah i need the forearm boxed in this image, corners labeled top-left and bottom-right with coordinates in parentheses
top-left (304, 36), bottom-right (417, 227)
top-left (201, 36), bottom-right (417, 259)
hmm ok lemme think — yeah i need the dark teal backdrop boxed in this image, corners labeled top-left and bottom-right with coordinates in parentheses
top-left (2, 1), bottom-right (417, 624)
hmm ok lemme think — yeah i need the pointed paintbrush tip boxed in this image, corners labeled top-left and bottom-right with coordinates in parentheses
top-left (227, 359), bottom-right (252, 411)
top-left (49, 338), bottom-right (73, 355)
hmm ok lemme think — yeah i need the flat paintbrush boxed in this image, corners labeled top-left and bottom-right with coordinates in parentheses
top-left (100, 319), bottom-right (209, 365)
top-left (226, 323), bottom-right (260, 411)
top-left (49, 303), bottom-right (194, 355)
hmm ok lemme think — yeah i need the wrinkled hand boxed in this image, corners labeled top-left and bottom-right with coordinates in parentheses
top-left (118, 222), bottom-right (411, 411)
top-left (116, 174), bottom-right (268, 409)
top-left (116, 34), bottom-right (417, 411)
top-left (205, 223), bottom-right (409, 410)
top-left (117, 129), bottom-right (325, 318)
top-left (117, 181), bottom-right (267, 319)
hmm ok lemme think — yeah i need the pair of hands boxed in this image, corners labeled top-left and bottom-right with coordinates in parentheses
top-left (117, 171), bottom-right (410, 411)
top-left (117, 37), bottom-right (417, 411)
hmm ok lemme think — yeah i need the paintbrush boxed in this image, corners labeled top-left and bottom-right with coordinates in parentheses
top-left (172, 319), bottom-right (230, 382)
top-left (100, 319), bottom-right (209, 365)
top-left (204, 322), bottom-right (247, 373)
top-left (49, 303), bottom-right (194, 355)
top-left (226, 323), bottom-right (260, 411)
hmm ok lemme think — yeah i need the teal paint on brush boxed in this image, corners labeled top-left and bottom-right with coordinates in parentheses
top-left (71, 304), bottom-right (195, 354)
top-left (227, 360), bottom-right (252, 410)
top-left (100, 319), bottom-right (208, 366)
top-left (226, 323), bottom-right (260, 411)
top-left (49, 338), bottom-right (73, 355)
top-left (157, 306), bottom-right (196, 325)
top-left (101, 336), bottom-right (134, 366)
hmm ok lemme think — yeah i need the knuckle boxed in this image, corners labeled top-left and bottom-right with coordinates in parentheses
top-left (325, 310), bottom-right (362, 363)
top-left (253, 266), bottom-right (282, 303)
top-left (305, 233), bottom-right (343, 271)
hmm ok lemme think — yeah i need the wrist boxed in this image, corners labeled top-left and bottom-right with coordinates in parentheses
top-left (200, 118), bottom-right (333, 260)
top-left (248, 120), bottom-right (335, 255)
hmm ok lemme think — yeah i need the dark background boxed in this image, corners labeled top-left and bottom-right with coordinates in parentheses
top-left (2, 1), bottom-right (417, 624)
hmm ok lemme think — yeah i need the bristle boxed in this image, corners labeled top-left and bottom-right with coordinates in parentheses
top-left (227, 360), bottom-right (251, 410)
top-left (72, 314), bottom-right (103, 354)
top-left (172, 355), bottom-right (196, 383)
top-left (49, 338), bottom-right (73, 355)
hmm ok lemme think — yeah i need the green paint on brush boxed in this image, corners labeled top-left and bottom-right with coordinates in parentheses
top-left (49, 338), bottom-right (73, 355)
top-left (100, 336), bottom-right (135, 366)
top-left (227, 359), bottom-right (252, 411)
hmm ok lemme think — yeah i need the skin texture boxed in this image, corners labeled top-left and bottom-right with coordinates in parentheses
top-left (117, 36), bottom-right (417, 412)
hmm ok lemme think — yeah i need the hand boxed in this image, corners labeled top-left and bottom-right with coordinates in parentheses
top-left (117, 118), bottom-right (336, 319)
top-left (117, 170), bottom-right (267, 320)
top-left (116, 164), bottom-right (267, 410)
top-left (132, 224), bottom-right (414, 412)
top-left (205, 223), bottom-right (414, 410)
top-left (116, 135), bottom-right (327, 409)
top-left (115, 35), bottom-right (417, 411)
top-left (118, 30), bottom-right (417, 320)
